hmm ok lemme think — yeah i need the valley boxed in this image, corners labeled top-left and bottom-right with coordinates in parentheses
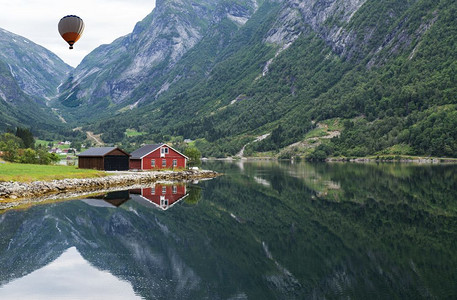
top-left (1, 0), bottom-right (457, 160)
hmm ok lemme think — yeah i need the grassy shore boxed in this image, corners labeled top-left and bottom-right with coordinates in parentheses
top-left (0, 162), bottom-right (106, 182)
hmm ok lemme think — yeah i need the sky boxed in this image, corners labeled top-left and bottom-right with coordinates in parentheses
top-left (0, 0), bottom-right (156, 67)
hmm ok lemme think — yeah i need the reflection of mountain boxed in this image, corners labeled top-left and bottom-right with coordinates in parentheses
top-left (0, 247), bottom-right (140, 300)
top-left (82, 190), bottom-right (131, 208)
top-left (0, 162), bottom-right (457, 299)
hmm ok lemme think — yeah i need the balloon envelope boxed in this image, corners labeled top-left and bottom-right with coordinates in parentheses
top-left (58, 15), bottom-right (84, 49)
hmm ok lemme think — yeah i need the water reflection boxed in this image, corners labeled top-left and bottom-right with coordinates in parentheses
top-left (130, 184), bottom-right (188, 210)
top-left (0, 162), bottom-right (456, 299)
top-left (0, 247), bottom-right (140, 300)
top-left (78, 183), bottom-right (191, 211)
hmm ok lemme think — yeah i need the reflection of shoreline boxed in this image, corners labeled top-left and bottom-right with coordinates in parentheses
top-left (0, 181), bottom-right (195, 212)
top-left (204, 157), bottom-right (457, 164)
top-left (0, 169), bottom-right (218, 203)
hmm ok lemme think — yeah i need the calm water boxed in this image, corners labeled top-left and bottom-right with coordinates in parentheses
top-left (1, 161), bottom-right (457, 299)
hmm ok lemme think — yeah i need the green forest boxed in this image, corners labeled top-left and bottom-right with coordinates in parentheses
top-left (75, 0), bottom-right (457, 159)
top-left (2, 0), bottom-right (457, 160)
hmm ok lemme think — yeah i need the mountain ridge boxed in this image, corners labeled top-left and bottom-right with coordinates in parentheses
top-left (0, 27), bottom-right (75, 135)
top-left (1, 0), bottom-right (457, 158)
top-left (51, 0), bottom-right (457, 158)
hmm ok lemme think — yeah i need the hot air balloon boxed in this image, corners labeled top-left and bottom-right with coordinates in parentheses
top-left (58, 15), bottom-right (84, 49)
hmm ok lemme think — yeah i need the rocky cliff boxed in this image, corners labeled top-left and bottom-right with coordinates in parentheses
top-left (54, 0), bottom-right (457, 158)
top-left (0, 28), bottom-right (72, 101)
top-left (0, 28), bottom-right (72, 131)
top-left (56, 0), bottom-right (259, 117)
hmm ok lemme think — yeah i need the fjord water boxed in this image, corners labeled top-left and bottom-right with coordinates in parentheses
top-left (1, 161), bottom-right (457, 299)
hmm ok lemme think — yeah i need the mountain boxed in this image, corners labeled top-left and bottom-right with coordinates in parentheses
top-left (55, 0), bottom-right (457, 158)
top-left (55, 0), bottom-right (259, 118)
top-left (0, 28), bottom-right (72, 100)
top-left (0, 28), bottom-right (72, 133)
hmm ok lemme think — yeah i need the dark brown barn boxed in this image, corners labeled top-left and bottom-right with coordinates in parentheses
top-left (77, 147), bottom-right (130, 171)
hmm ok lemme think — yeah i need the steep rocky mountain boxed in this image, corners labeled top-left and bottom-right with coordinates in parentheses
top-left (56, 0), bottom-right (457, 158)
top-left (56, 0), bottom-right (259, 118)
top-left (0, 28), bottom-right (72, 132)
top-left (0, 28), bottom-right (72, 101)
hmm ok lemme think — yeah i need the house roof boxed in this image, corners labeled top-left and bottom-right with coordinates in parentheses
top-left (130, 144), bottom-right (164, 159)
top-left (77, 147), bottom-right (129, 157)
top-left (130, 143), bottom-right (189, 159)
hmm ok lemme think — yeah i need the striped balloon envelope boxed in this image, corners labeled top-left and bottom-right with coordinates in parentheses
top-left (58, 15), bottom-right (85, 49)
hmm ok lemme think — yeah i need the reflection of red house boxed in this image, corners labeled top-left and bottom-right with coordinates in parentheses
top-left (130, 184), bottom-right (187, 210)
top-left (129, 143), bottom-right (188, 170)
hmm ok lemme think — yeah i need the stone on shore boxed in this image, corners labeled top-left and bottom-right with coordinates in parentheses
top-left (0, 169), bottom-right (218, 202)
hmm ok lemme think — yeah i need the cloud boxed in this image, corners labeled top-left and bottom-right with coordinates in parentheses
top-left (0, 0), bottom-right (156, 67)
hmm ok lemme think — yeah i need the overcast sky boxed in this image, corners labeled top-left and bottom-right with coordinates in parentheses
top-left (0, 0), bottom-right (156, 67)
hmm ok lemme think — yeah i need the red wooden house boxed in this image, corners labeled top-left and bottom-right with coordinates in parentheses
top-left (129, 143), bottom-right (188, 170)
top-left (130, 184), bottom-right (188, 210)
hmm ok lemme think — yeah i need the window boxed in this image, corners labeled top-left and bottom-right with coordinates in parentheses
top-left (161, 147), bottom-right (169, 154)
top-left (173, 159), bottom-right (177, 167)
top-left (162, 159), bottom-right (166, 167)
top-left (151, 159), bottom-right (155, 167)
top-left (172, 186), bottom-right (177, 194)
top-left (162, 186), bottom-right (167, 194)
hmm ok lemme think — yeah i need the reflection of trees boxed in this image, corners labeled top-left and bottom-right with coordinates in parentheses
top-left (201, 161), bottom-right (457, 298)
top-left (2, 161), bottom-right (457, 299)
top-left (184, 185), bottom-right (202, 205)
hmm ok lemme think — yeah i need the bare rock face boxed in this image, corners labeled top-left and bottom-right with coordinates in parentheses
top-left (0, 28), bottom-right (72, 100)
top-left (59, 0), bottom-right (259, 108)
top-left (266, 0), bottom-right (367, 55)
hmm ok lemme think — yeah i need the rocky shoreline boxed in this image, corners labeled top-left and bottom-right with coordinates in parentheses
top-left (0, 169), bottom-right (219, 203)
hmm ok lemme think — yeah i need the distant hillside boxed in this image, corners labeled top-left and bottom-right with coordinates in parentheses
top-left (55, 0), bottom-right (457, 158)
top-left (0, 28), bottom-right (73, 134)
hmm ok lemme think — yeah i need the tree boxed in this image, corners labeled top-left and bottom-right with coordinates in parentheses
top-left (70, 141), bottom-right (82, 152)
top-left (184, 146), bottom-right (202, 167)
top-left (185, 186), bottom-right (202, 205)
top-left (19, 148), bottom-right (38, 164)
top-left (0, 133), bottom-right (23, 162)
top-left (15, 127), bottom-right (35, 149)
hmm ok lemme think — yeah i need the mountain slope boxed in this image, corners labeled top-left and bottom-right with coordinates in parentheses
top-left (0, 60), bottom-right (61, 132)
top-left (55, 0), bottom-right (259, 121)
top-left (0, 28), bottom-right (72, 101)
top-left (0, 28), bottom-right (74, 134)
top-left (57, 0), bottom-right (457, 158)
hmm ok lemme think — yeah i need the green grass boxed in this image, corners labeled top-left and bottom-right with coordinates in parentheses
top-left (305, 128), bottom-right (328, 139)
top-left (125, 129), bottom-right (147, 137)
top-left (0, 162), bottom-right (107, 182)
top-left (36, 139), bottom-right (52, 147)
